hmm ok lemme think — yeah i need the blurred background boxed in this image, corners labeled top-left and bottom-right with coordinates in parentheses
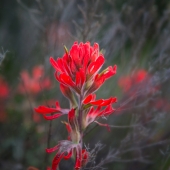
top-left (0, 0), bottom-right (170, 170)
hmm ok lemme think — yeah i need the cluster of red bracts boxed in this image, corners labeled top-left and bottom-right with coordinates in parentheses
top-left (35, 42), bottom-right (117, 170)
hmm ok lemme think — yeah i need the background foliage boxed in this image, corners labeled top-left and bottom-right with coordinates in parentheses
top-left (0, 0), bottom-right (170, 170)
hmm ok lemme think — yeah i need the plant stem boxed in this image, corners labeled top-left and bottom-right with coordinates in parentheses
top-left (78, 93), bottom-right (83, 147)
top-left (43, 118), bottom-right (53, 170)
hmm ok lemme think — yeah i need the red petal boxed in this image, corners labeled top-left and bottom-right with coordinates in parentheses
top-left (75, 69), bottom-right (85, 88)
top-left (97, 104), bottom-right (114, 117)
top-left (57, 58), bottom-right (65, 73)
top-left (60, 74), bottom-right (76, 89)
top-left (101, 65), bottom-right (117, 80)
top-left (70, 44), bottom-right (81, 67)
top-left (82, 149), bottom-right (89, 166)
top-left (52, 153), bottom-right (64, 170)
top-left (98, 97), bottom-right (117, 107)
top-left (83, 94), bottom-right (96, 104)
top-left (68, 109), bottom-right (76, 123)
top-left (100, 98), bottom-right (112, 106)
top-left (92, 106), bottom-right (103, 118)
top-left (55, 101), bottom-right (61, 110)
top-left (87, 74), bottom-right (104, 94)
top-left (86, 106), bottom-right (102, 123)
top-left (34, 106), bottom-right (59, 114)
top-left (82, 42), bottom-right (90, 70)
top-left (70, 59), bottom-right (77, 74)
top-left (103, 105), bottom-right (115, 116)
top-left (90, 43), bottom-right (99, 62)
top-left (50, 57), bottom-right (60, 72)
top-left (76, 71), bottom-right (81, 87)
top-left (75, 146), bottom-right (82, 170)
top-left (63, 58), bottom-right (72, 76)
top-left (64, 150), bottom-right (72, 160)
top-left (90, 99), bottom-right (103, 105)
top-left (79, 68), bottom-right (85, 87)
top-left (111, 97), bottom-right (117, 103)
top-left (79, 43), bottom-right (85, 62)
top-left (46, 144), bottom-right (60, 153)
top-left (43, 113), bottom-right (63, 120)
top-left (88, 55), bottom-right (104, 75)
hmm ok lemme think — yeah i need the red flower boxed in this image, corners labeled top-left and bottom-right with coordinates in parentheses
top-left (81, 94), bottom-right (117, 130)
top-left (118, 69), bottom-right (148, 92)
top-left (18, 65), bottom-right (51, 95)
top-left (50, 42), bottom-right (117, 95)
top-left (35, 42), bottom-right (117, 170)
top-left (83, 104), bottom-right (115, 131)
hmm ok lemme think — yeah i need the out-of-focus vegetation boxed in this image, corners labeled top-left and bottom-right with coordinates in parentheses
top-left (0, 0), bottom-right (170, 170)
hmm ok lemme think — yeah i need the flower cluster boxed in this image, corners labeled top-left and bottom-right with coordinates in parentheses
top-left (18, 65), bottom-right (51, 95)
top-left (35, 42), bottom-right (117, 170)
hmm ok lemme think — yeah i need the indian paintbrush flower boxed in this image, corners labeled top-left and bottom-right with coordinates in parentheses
top-left (35, 42), bottom-right (117, 170)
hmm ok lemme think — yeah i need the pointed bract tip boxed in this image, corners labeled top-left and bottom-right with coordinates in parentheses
top-left (64, 45), bottom-right (69, 54)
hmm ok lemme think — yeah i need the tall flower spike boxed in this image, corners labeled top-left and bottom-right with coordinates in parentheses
top-left (35, 42), bottom-right (117, 170)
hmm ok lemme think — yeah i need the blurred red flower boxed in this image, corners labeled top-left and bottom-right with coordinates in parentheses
top-left (18, 65), bottom-right (51, 95)
top-left (118, 69), bottom-right (148, 92)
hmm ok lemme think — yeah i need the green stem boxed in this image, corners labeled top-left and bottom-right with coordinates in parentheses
top-left (78, 93), bottom-right (83, 147)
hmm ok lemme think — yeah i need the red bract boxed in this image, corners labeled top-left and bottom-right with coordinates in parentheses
top-left (35, 42), bottom-right (117, 170)
top-left (82, 104), bottom-right (115, 130)
top-left (46, 141), bottom-right (88, 170)
top-left (46, 109), bottom-right (88, 170)
top-left (18, 65), bottom-right (51, 95)
top-left (83, 94), bottom-right (117, 106)
top-left (82, 94), bottom-right (117, 129)
top-left (86, 65), bottom-right (117, 95)
top-left (35, 102), bottom-right (69, 120)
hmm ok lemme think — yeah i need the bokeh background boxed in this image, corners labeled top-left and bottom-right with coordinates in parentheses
top-left (0, 0), bottom-right (170, 170)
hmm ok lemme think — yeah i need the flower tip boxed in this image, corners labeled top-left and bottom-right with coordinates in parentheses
top-left (113, 97), bottom-right (118, 103)
top-left (113, 65), bottom-right (117, 72)
top-left (46, 148), bottom-right (51, 153)
top-left (49, 56), bottom-right (54, 61)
